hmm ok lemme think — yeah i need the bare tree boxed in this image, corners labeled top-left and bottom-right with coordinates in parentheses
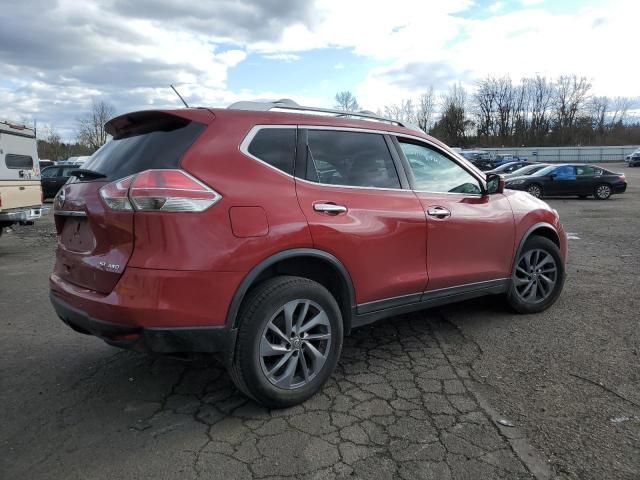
top-left (609, 96), bottom-right (633, 127)
top-left (334, 91), bottom-right (360, 112)
top-left (76, 100), bottom-right (116, 151)
top-left (589, 96), bottom-right (609, 135)
top-left (527, 75), bottom-right (553, 143)
top-left (553, 75), bottom-right (592, 143)
top-left (415, 88), bottom-right (436, 132)
top-left (384, 99), bottom-right (415, 124)
top-left (432, 84), bottom-right (472, 146)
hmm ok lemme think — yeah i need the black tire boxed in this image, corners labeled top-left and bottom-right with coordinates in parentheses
top-left (594, 183), bottom-right (612, 200)
top-left (229, 276), bottom-right (343, 408)
top-left (506, 236), bottom-right (565, 314)
top-left (527, 183), bottom-right (543, 198)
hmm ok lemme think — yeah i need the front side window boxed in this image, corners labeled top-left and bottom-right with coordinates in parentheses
top-left (553, 166), bottom-right (576, 180)
top-left (5, 154), bottom-right (34, 169)
top-left (305, 130), bottom-right (401, 189)
top-left (399, 141), bottom-right (481, 194)
top-left (247, 128), bottom-right (296, 175)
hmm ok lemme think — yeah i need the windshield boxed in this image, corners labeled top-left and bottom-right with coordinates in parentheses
top-left (532, 165), bottom-right (558, 176)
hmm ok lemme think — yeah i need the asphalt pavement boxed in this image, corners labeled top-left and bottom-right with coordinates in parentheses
top-left (1, 163), bottom-right (638, 479)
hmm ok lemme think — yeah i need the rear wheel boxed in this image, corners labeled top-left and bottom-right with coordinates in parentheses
top-left (527, 184), bottom-right (543, 198)
top-left (507, 236), bottom-right (565, 314)
top-left (229, 276), bottom-right (343, 408)
top-left (594, 184), bottom-right (612, 200)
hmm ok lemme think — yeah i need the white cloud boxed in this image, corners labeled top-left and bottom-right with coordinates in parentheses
top-left (262, 53), bottom-right (301, 62)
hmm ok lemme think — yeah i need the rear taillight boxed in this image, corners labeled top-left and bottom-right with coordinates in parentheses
top-left (100, 175), bottom-right (135, 211)
top-left (99, 169), bottom-right (221, 212)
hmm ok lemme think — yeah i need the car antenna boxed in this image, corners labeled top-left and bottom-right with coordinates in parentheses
top-left (170, 84), bottom-right (189, 108)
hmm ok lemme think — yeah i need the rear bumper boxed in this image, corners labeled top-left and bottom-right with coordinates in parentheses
top-left (50, 292), bottom-right (237, 355)
top-left (0, 205), bottom-right (49, 222)
top-left (613, 183), bottom-right (627, 194)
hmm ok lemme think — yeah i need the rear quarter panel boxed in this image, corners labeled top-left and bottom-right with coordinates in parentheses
top-left (128, 114), bottom-right (314, 272)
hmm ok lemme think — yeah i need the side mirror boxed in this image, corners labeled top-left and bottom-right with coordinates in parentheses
top-left (486, 173), bottom-right (504, 194)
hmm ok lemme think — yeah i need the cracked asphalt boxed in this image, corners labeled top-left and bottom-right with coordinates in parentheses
top-left (1, 164), bottom-right (638, 479)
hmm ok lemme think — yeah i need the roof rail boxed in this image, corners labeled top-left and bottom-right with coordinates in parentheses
top-left (227, 99), bottom-right (415, 129)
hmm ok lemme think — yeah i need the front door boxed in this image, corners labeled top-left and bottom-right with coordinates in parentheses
top-left (394, 139), bottom-right (515, 291)
top-left (546, 165), bottom-right (578, 196)
top-left (294, 128), bottom-right (428, 308)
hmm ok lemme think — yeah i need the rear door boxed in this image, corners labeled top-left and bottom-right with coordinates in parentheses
top-left (394, 138), bottom-right (515, 291)
top-left (294, 128), bottom-right (427, 308)
top-left (53, 111), bottom-right (208, 294)
top-left (575, 165), bottom-right (596, 195)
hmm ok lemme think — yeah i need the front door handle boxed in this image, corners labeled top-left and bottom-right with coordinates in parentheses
top-left (426, 206), bottom-right (451, 219)
top-left (313, 203), bottom-right (347, 215)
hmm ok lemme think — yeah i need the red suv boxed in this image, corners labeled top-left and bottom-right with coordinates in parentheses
top-left (50, 100), bottom-right (567, 407)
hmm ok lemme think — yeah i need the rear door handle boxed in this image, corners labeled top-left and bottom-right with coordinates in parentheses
top-left (313, 203), bottom-right (347, 215)
top-left (426, 206), bottom-right (451, 219)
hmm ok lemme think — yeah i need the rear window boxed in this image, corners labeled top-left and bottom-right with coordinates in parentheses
top-left (5, 154), bottom-right (34, 169)
top-left (81, 119), bottom-right (205, 181)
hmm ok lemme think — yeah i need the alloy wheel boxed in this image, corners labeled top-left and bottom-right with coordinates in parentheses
top-left (596, 185), bottom-right (611, 199)
top-left (527, 185), bottom-right (542, 198)
top-left (513, 249), bottom-right (558, 304)
top-left (259, 299), bottom-right (332, 389)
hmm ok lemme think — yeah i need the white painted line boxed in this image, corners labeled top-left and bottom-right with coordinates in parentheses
top-left (567, 233), bottom-right (581, 240)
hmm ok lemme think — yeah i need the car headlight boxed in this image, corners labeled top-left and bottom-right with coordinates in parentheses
top-left (508, 179), bottom-right (526, 185)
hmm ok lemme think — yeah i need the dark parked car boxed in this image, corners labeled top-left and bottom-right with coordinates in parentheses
top-left (50, 101), bottom-right (567, 407)
top-left (459, 150), bottom-right (495, 170)
top-left (486, 161), bottom-right (537, 175)
top-left (41, 164), bottom-right (82, 199)
top-left (505, 164), bottom-right (627, 200)
top-left (627, 151), bottom-right (640, 167)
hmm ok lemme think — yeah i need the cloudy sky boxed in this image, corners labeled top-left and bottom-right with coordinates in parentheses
top-left (0, 0), bottom-right (637, 140)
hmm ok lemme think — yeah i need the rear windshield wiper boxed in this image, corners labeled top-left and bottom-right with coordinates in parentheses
top-left (70, 169), bottom-right (107, 179)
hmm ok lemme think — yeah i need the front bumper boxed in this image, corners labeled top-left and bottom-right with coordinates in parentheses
top-left (51, 292), bottom-right (237, 355)
top-left (0, 205), bottom-right (50, 222)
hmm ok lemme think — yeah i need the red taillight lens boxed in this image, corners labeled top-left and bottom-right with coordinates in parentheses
top-left (99, 170), bottom-right (221, 212)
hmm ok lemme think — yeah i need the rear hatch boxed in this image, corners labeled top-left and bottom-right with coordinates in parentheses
top-left (53, 111), bottom-right (208, 294)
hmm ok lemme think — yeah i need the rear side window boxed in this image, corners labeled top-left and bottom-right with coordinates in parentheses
top-left (41, 167), bottom-right (59, 178)
top-left (61, 166), bottom-right (80, 176)
top-left (81, 119), bottom-right (205, 181)
top-left (305, 130), bottom-right (400, 189)
top-left (5, 154), bottom-right (34, 169)
top-left (576, 166), bottom-right (595, 176)
top-left (247, 128), bottom-right (296, 175)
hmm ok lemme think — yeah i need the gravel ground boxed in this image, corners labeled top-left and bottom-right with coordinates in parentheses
top-left (0, 164), bottom-right (638, 479)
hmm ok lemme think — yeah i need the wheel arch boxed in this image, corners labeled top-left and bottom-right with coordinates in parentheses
top-left (513, 222), bottom-right (560, 271)
top-left (226, 248), bottom-right (356, 334)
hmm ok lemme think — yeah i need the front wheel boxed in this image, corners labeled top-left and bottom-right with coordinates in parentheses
top-left (594, 184), bottom-right (612, 200)
top-left (527, 184), bottom-right (543, 198)
top-left (229, 276), bottom-right (343, 408)
top-left (507, 236), bottom-right (565, 314)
